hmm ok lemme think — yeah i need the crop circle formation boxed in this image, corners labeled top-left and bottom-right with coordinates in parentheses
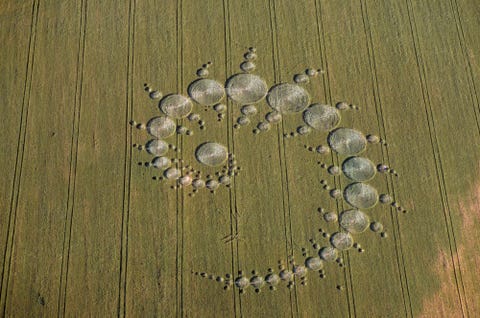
top-left (133, 47), bottom-right (409, 294)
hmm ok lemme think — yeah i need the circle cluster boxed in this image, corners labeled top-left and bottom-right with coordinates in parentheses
top-left (137, 51), bottom-right (406, 295)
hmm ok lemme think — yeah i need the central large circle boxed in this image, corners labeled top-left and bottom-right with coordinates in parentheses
top-left (188, 79), bottom-right (225, 106)
top-left (225, 73), bottom-right (268, 104)
top-left (343, 182), bottom-right (379, 209)
top-left (195, 142), bottom-right (228, 167)
top-left (266, 83), bottom-right (310, 114)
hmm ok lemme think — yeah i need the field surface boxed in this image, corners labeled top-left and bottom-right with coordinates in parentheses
top-left (1, 0), bottom-right (480, 317)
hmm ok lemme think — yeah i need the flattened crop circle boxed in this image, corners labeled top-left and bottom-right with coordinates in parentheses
top-left (188, 78), bottom-right (225, 106)
top-left (319, 246), bottom-right (338, 262)
top-left (195, 142), bottom-right (228, 167)
top-left (303, 104), bottom-right (340, 131)
top-left (225, 73), bottom-right (268, 104)
top-left (328, 128), bottom-right (367, 156)
top-left (330, 232), bottom-right (354, 251)
top-left (159, 94), bottom-right (193, 118)
top-left (305, 257), bottom-right (323, 271)
top-left (339, 209), bottom-right (370, 233)
top-left (146, 116), bottom-right (176, 138)
top-left (266, 83), bottom-right (310, 114)
top-left (343, 182), bottom-right (379, 209)
top-left (342, 156), bottom-right (376, 182)
top-left (145, 139), bottom-right (169, 156)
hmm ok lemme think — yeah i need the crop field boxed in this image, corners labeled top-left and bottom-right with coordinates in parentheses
top-left (1, 0), bottom-right (480, 317)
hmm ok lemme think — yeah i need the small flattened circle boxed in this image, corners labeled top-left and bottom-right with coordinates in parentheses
top-left (294, 74), bottom-right (309, 84)
top-left (146, 139), bottom-right (169, 156)
top-left (328, 128), bottom-right (367, 156)
top-left (323, 212), bottom-right (338, 223)
top-left (330, 232), bottom-right (354, 251)
top-left (339, 209), bottom-right (370, 233)
top-left (303, 104), bottom-right (341, 131)
top-left (237, 116), bottom-right (250, 126)
top-left (159, 94), bottom-right (193, 118)
top-left (240, 61), bottom-right (256, 72)
top-left (241, 105), bottom-right (258, 115)
top-left (342, 156), bottom-right (376, 182)
top-left (195, 142), bottom-right (228, 167)
top-left (146, 116), bottom-right (176, 138)
top-left (319, 246), bottom-right (338, 262)
top-left (266, 83), bottom-right (310, 114)
top-left (379, 194), bottom-right (393, 204)
top-left (343, 182), bottom-right (379, 209)
top-left (225, 73), bottom-right (268, 104)
top-left (265, 111), bottom-right (282, 123)
top-left (370, 222), bottom-right (384, 233)
top-left (187, 78), bottom-right (225, 106)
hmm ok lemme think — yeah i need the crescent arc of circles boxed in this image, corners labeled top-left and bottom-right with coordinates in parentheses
top-left (136, 52), bottom-right (406, 294)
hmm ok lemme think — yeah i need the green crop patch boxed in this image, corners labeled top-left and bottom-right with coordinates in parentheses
top-left (1, 0), bottom-right (479, 316)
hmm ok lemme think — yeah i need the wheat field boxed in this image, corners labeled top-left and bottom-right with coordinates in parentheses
top-left (1, 0), bottom-right (479, 317)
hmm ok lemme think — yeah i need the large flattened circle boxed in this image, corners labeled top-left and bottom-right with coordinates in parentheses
top-left (339, 209), bottom-right (370, 233)
top-left (328, 128), bottom-right (367, 156)
top-left (187, 78), bottom-right (225, 106)
top-left (305, 257), bottom-right (323, 271)
top-left (343, 182), bottom-right (379, 209)
top-left (151, 156), bottom-right (171, 169)
top-left (318, 246), bottom-right (338, 262)
top-left (266, 83), bottom-right (310, 114)
top-left (146, 116), bottom-right (176, 138)
top-left (146, 139), bottom-right (169, 156)
top-left (159, 94), bottom-right (193, 118)
top-left (330, 232), bottom-right (354, 251)
top-left (342, 156), bottom-right (376, 182)
top-left (195, 142), bottom-right (228, 167)
top-left (225, 73), bottom-right (268, 104)
top-left (303, 104), bottom-right (340, 131)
